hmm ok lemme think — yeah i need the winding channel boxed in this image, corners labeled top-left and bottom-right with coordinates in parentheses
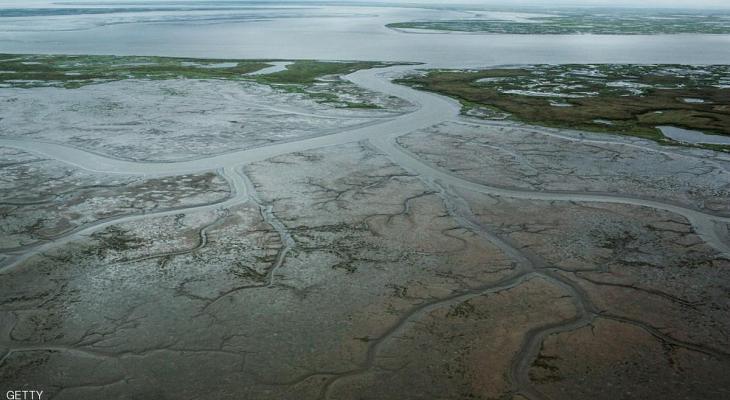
top-left (2, 64), bottom-right (730, 399)
top-left (1, 64), bottom-right (728, 269)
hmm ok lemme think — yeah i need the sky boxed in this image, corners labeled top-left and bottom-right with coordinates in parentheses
top-left (1, 0), bottom-right (729, 8)
top-left (357, 0), bottom-right (730, 8)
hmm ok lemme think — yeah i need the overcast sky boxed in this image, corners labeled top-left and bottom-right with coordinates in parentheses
top-left (3, 0), bottom-right (730, 9)
top-left (358, 0), bottom-right (730, 8)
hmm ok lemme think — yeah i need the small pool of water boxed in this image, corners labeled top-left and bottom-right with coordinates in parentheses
top-left (248, 61), bottom-right (293, 76)
top-left (657, 125), bottom-right (730, 145)
top-left (181, 61), bottom-right (239, 69)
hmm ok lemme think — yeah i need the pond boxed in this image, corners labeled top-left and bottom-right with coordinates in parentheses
top-left (658, 125), bottom-right (730, 145)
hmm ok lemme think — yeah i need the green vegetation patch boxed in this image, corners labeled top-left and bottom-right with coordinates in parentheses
top-left (397, 64), bottom-right (730, 150)
top-left (387, 10), bottom-right (730, 35)
top-left (0, 54), bottom-right (271, 89)
top-left (253, 60), bottom-right (396, 109)
top-left (255, 60), bottom-right (390, 85)
top-left (0, 54), bottom-right (399, 108)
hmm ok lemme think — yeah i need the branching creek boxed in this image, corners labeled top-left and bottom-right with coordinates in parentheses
top-left (1, 64), bottom-right (729, 399)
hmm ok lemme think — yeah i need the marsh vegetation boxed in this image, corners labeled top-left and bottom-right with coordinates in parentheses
top-left (0, 54), bottom-right (397, 108)
top-left (388, 9), bottom-right (730, 35)
top-left (398, 64), bottom-right (730, 150)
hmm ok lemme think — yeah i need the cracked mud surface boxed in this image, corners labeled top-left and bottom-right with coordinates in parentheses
top-left (1, 62), bottom-right (730, 399)
top-left (399, 121), bottom-right (730, 216)
top-left (0, 79), bottom-right (408, 162)
top-left (459, 191), bottom-right (730, 349)
top-left (1, 143), bottom-right (522, 399)
top-left (530, 318), bottom-right (730, 399)
top-left (0, 147), bottom-right (229, 250)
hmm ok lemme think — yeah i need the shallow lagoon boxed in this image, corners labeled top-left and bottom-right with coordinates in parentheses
top-left (1, 5), bottom-right (730, 66)
top-left (658, 125), bottom-right (730, 145)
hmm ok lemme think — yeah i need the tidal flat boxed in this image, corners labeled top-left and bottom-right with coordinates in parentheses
top-left (1, 51), bottom-right (729, 399)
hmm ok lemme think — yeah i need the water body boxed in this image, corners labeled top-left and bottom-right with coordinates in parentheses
top-left (658, 126), bottom-right (730, 145)
top-left (247, 61), bottom-right (294, 75)
top-left (1, 4), bottom-right (730, 66)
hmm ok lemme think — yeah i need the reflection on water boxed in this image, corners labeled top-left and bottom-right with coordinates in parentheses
top-left (247, 61), bottom-right (294, 75)
top-left (0, 4), bottom-right (730, 66)
top-left (658, 126), bottom-right (730, 145)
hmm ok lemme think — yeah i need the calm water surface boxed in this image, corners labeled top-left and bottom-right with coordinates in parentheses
top-left (1, 5), bottom-right (730, 66)
top-left (658, 126), bottom-right (730, 145)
